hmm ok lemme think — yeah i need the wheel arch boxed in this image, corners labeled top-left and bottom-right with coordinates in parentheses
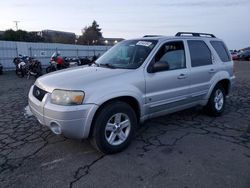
top-left (217, 79), bottom-right (230, 95)
top-left (88, 96), bottom-right (141, 138)
top-left (206, 78), bottom-right (231, 102)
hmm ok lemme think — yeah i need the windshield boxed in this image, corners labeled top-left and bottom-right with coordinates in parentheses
top-left (51, 52), bottom-right (60, 58)
top-left (96, 39), bottom-right (157, 69)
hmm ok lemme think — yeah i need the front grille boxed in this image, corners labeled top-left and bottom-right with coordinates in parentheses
top-left (33, 85), bottom-right (47, 101)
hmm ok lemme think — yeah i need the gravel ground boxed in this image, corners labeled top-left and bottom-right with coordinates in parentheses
top-left (0, 61), bottom-right (249, 188)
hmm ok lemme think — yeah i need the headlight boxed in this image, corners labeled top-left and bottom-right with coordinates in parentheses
top-left (51, 89), bottom-right (84, 105)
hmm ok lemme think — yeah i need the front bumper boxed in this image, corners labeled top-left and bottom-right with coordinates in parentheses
top-left (28, 85), bottom-right (98, 139)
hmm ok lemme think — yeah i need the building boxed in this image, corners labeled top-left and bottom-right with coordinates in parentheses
top-left (38, 30), bottom-right (76, 44)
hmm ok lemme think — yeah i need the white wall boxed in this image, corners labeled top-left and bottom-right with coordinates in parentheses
top-left (0, 41), bottom-right (111, 70)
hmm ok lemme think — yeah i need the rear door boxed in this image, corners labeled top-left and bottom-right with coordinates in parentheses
top-left (187, 40), bottom-right (217, 101)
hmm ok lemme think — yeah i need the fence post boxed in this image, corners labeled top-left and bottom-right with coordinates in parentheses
top-left (15, 42), bottom-right (18, 56)
top-left (29, 47), bottom-right (32, 57)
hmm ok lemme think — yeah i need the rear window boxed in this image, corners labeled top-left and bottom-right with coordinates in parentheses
top-left (210, 41), bottom-right (231, 62)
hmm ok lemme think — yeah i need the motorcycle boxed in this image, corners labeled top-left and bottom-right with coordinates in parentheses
top-left (78, 56), bottom-right (92, 66)
top-left (64, 57), bottom-right (81, 66)
top-left (46, 52), bottom-right (80, 73)
top-left (46, 52), bottom-right (68, 73)
top-left (26, 57), bottom-right (43, 79)
top-left (13, 55), bottom-right (42, 79)
top-left (13, 55), bottom-right (28, 78)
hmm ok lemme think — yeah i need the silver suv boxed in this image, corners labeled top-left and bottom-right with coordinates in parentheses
top-left (29, 32), bottom-right (235, 154)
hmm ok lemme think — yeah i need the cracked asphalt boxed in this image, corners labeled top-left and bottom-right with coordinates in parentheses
top-left (0, 61), bottom-right (250, 188)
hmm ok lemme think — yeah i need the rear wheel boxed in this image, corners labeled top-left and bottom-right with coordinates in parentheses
top-left (204, 84), bottom-right (226, 116)
top-left (90, 101), bottom-right (137, 154)
top-left (35, 66), bottom-right (43, 78)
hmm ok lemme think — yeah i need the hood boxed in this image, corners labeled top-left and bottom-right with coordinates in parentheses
top-left (35, 66), bottom-right (131, 93)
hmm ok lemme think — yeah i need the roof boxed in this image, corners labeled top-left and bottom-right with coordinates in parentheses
top-left (130, 32), bottom-right (221, 42)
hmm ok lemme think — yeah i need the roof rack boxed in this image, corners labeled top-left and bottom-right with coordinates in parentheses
top-left (143, 35), bottom-right (164, 38)
top-left (175, 32), bottom-right (216, 38)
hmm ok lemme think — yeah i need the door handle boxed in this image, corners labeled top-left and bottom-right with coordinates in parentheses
top-left (209, 69), bottom-right (216, 73)
top-left (178, 73), bottom-right (187, 79)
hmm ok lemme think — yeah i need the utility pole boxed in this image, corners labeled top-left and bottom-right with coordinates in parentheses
top-left (13, 21), bottom-right (20, 30)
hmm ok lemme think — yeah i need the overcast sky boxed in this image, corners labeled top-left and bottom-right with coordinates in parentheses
top-left (0, 0), bottom-right (249, 49)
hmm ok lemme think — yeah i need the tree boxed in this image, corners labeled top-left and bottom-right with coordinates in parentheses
top-left (0, 29), bottom-right (44, 42)
top-left (78, 20), bottom-right (103, 45)
top-left (1, 29), bottom-right (21, 41)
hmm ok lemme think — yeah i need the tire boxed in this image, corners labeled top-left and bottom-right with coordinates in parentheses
top-left (46, 66), bottom-right (51, 73)
top-left (204, 84), bottom-right (226, 116)
top-left (35, 66), bottom-right (43, 78)
top-left (46, 65), bottom-right (56, 73)
top-left (90, 101), bottom-right (137, 154)
top-left (34, 70), bottom-right (42, 78)
top-left (16, 69), bottom-right (24, 78)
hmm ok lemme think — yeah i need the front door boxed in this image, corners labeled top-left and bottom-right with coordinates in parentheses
top-left (145, 40), bottom-right (190, 117)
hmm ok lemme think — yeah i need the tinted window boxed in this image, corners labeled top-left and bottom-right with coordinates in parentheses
top-left (188, 40), bottom-right (212, 67)
top-left (210, 41), bottom-right (230, 62)
top-left (154, 41), bottom-right (185, 71)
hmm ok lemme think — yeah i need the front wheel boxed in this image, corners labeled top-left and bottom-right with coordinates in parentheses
top-left (46, 65), bottom-right (56, 73)
top-left (16, 68), bottom-right (24, 78)
top-left (90, 101), bottom-right (137, 154)
top-left (204, 84), bottom-right (226, 116)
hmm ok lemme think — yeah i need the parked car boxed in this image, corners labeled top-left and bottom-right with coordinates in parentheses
top-left (0, 62), bottom-right (3, 75)
top-left (29, 32), bottom-right (235, 154)
top-left (230, 51), bottom-right (239, 60)
top-left (237, 50), bottom-right (250, 61)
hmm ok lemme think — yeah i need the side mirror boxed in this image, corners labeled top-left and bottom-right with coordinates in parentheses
top-left (149, 61), bottom-right (169, 73)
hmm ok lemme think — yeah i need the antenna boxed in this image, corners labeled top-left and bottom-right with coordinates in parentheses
top-left (13, 21), bottom-right (20, 30)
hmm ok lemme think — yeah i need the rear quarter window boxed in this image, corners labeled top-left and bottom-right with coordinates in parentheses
top-left (210, 41), bottom-right (231, 62)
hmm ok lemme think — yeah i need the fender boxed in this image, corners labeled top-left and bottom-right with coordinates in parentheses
top-left (205, 70), bottom-right (231, 101)
top-left (87, 85), bottom-right (144, 117)
top-left (83, 87), bottom-right (144, 138)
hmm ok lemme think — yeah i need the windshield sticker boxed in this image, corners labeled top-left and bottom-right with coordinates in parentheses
top-left (136, 41), bottom-right (152, 47)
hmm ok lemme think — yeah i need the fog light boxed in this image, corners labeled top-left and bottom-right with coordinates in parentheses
top-left (50, 122), bottom-right (62, 135)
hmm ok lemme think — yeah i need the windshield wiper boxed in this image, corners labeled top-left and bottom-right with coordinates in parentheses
top-left (100, 63), bottom-right (116, 69)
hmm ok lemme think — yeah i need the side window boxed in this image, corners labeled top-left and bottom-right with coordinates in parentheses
top-left (188, 40), bottom-right (212, 67)
top-left (154, 41), bottom-right (186, 71)
top-left (210, 41), bottom-right (231, 62)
